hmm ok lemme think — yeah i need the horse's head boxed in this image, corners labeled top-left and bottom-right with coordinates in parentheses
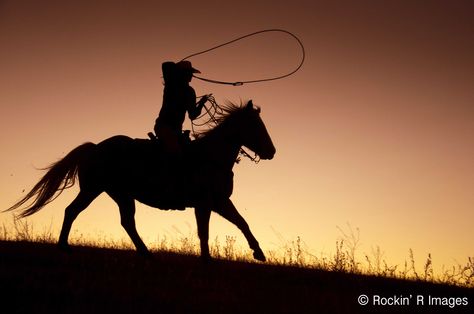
top-left (237, 100), bottom-right (276, 160)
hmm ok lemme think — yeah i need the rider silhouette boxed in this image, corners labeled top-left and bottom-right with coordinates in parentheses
top-left (153, 61), bottom-right (210, 209)
top-left (154, 61), bottom-right (209, 153)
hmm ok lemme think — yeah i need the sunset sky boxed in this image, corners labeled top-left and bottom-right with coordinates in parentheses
top-left (1, 0), bottom-right (473, 270)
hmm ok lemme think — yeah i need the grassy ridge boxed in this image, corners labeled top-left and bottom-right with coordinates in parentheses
top-left (1, 240), bottom-right (472, 314)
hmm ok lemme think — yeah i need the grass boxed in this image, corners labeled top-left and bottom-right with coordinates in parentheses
top-left (1, 218), bottom-right (473, 289)
top-left (0, 219), bottom-right (473, 313)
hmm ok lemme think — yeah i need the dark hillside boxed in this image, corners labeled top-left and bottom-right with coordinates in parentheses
top-left (0, 241), bottom-right (472, 314)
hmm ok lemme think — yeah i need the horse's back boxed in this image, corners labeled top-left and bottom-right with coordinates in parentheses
top-left (98, 135), bottom-right (134, 148)
top-left (97, 135), bottom-right (158, 154)
top-left (81, 135), bottom-right (160, 184)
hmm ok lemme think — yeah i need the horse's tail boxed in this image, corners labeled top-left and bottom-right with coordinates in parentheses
top-left (4, 142), bottom-right (97, 218)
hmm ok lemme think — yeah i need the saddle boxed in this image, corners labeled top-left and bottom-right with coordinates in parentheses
top-left (147, 130), bottom-right (191, 146)
top-left (131, 131), bottom-right (194, 211)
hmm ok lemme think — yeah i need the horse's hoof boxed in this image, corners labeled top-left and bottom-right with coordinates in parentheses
top-left (57, 243), bottom-right (72, 253)
top-left (253, 249), bottom-right (266, 262)
top-left (138, 249), bottom-right (154, 259)
top-left (200, 253), bottom-right (212, 263)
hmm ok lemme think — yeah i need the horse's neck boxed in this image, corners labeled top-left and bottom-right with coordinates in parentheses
top-left (194, 126), bottom-right (240, 171)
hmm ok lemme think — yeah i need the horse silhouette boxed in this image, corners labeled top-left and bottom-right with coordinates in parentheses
top-left (5, 100), bottom-right (275, 261)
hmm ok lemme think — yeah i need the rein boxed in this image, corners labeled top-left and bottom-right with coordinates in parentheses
top-left (237, 148), bottom-right (260, 164)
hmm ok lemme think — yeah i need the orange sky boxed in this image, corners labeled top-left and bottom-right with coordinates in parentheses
top-left (1, 0), bottom-right (473, 270)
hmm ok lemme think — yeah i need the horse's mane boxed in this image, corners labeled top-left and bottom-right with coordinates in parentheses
top-left (193, 101), bottom-right (250, 139)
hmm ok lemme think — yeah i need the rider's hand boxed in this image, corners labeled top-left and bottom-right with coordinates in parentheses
top-left (198, 94), bottom-right (211, 106)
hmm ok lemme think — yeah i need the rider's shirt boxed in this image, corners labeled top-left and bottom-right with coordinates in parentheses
top-left (157, 83), bottom-right (196, 134)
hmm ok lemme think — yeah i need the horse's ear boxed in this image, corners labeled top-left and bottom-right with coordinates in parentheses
top-left (246, 100), bottom-right (253, 110)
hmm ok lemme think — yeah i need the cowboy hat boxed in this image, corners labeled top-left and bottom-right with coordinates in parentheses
top-left (176, 60), bottom-right (201, 74)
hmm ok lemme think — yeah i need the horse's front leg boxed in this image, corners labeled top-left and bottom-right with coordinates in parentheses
top-left (195, 207), bottom-right (211, 261)
top-left (215, 199), bottom-right (266, 262)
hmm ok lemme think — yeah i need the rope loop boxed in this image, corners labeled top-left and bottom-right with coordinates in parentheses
top-left (181, 28), bottom-right (305, 86)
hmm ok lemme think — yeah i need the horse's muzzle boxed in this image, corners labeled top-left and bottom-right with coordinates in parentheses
top-left (260, 147), bottom-right (276, 160)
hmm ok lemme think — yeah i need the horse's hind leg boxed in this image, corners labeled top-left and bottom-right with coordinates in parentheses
top-left (215, 199), bottom-right (266, 262)
top-left (58, 190), bottom-right (99, 250)
top-left (108, 193), bottom-right (150, 256)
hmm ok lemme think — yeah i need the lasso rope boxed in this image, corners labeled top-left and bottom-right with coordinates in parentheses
top-left (191, 94), bottom-right (222, 127)
top-left (185, 29), bottom-right (305, 162)
top-left (181, 28), bottom-right (305, 86)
